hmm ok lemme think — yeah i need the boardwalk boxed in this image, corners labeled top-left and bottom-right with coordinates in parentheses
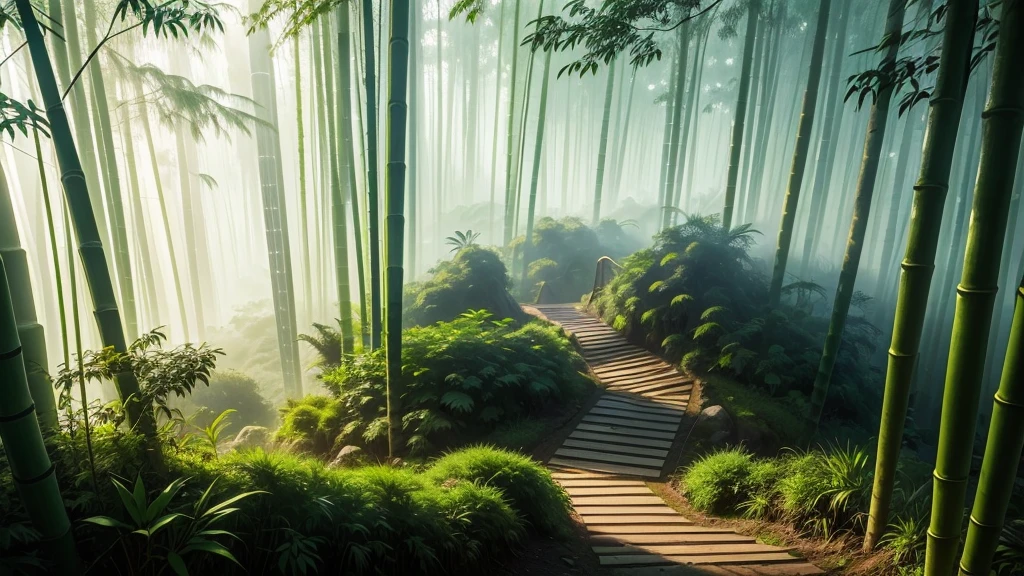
top-left (533, 304), bottom-right (822, 576)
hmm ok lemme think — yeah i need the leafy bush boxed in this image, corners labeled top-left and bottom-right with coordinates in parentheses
top-left (778, 444), bottom-right (872, 538)
top-left (4, 428), bottom-right (564, 574)
top-left (594, 214), bottom-right (883, 428)
top-left (175, 370), bottom-right (276, 434)
top-left (275, 395), bottom-right (347, 453)
top-left (425, 446), bottom-right (572, 537)
top-left (282, 311), bottom-right (590, 456)
top-left (682, 448), bottom-right (756, 515)
top-left (512, 216), bottom-right (642, 302)
top-left (405, 246), bottom-right (525, 326)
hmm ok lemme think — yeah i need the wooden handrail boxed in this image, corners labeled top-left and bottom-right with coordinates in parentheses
top-left (586, 256), bottom-right (622, 307)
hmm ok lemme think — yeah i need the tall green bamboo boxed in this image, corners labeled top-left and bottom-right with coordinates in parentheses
top-left (295, 25), bottom-right (312, 324)
top-left (337, 4), bottom-right (369, 348)
top-left (683, 18), bottom-right (715, 213)
top-left (0, 164), bottom-right (58, 428)
top-left (16, 0), bottom-right (150, 432)
top-left (407, 6), bottom-right (419, 278)
top-left (591, 58), bottom-right (617, 225)
top-left (501, 0), bottom-right (524, 244)
top-left (804, 0), bottom-right (906, 439)
top-left (83, 0), bottom-right (138, 339)
top-left (50, 0), bottom-right (110, 255)
top-left (959, 271), bottom-right (1024, 574)
top-left (925, 2), bottom-right (1024, 572)
top-left (118, 95), bottom-right (160, 327)
top-left (862, 0), bottom-right (978, 551)
top-left (670, 25), bottom-right (702, 222)
top-left (248, 0), bottom-right (304, 396)
top-left (488, 0), bottom-right (508, 235)
top-left (0, 256), bottom-right (77, 570)
top-left (362, 0), bottom-right (383, 349)
top-left (136, 80), bottom-right (191, 339)
top-left (657, 50), bottom-right (680, 223)
top-left (767, 0), bottom-right (831, 307)
top-left (660, 28), bottom-right (688, 230)
top-left (385, 0), bottom-right (411, 458)
top-left (722, 0), bottom-right (761, 230)
top-left (320, 15), bottom-right (356, 353)
top-left (520, 9), bottom-right (552, 296)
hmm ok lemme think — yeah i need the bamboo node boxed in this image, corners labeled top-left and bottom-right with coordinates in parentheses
top-left (955, 285), bottom-right (998, 297)
top-left (912, 182), bottom-right (948, 192)
top-left (0, 402), bottom-right (36, 424)
top-left (900, 261), bottom-right (933, 271)
top-left (932, 469), bottom-right (968, 485)
top-left (994, 391), bottom-right (1024, 410)
top-left (968, 515), bottom-right (1002, 530)
top-left (980, 105), bottom-right (1024, 120)
top-left (0, 344), bottom-right (22, 361)
top-left (14, 463), bottom-right (55, 486)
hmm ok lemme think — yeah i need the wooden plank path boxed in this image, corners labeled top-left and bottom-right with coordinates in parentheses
top-left (533, 304), bottom-right (821, 575)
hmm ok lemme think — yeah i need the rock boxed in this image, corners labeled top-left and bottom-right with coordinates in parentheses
top-left (708, 430), bottom-right (732, 446)
top-left (329, 445), bottom-right (364, 468)
top-left (227, 426), bottom-right (270, 452)
top-left (696, 405), bottom-right (734, 446)
top-left (700, 405), bottom-right (733, 431)
top-left (735, 419), bottom-right (780, 456)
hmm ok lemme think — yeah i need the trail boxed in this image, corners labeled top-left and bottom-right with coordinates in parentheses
top-left (531, 304), bottom-right (823, 575)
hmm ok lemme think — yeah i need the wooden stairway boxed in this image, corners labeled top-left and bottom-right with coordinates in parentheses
top-left (532, 304), bottom-right (822, 576)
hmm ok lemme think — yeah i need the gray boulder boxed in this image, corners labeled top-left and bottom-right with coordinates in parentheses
top-left (329, 445), bottom-right (365, 468)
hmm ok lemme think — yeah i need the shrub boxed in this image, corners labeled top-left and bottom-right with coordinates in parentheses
top-left (177, 370), bottom-right (276, 434)
top-left (405, 246), bottom-right (525, 326)
top-left (779, 445), bottom-right (872, 538)
top-left (594, 214), bottom-right (883, 430)
top-left (47, 442), bottom-right (551, 575)
top-left (682, 447), bottom-right (756, 515)
top-left (275, 395), bottom-right (347, 453)
top-left (425, 446), bottom-right (572, 537)
top-left (282, 311), bottom-right (590, 456)
top-left (511, 216), bottom-right (642, 302)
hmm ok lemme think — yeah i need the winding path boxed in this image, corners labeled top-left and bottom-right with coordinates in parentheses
top-left (532, 304), bottom-right (822, 576)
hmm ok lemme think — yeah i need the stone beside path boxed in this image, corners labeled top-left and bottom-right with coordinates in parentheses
top-left (532, 304), bottom-right (822, 576)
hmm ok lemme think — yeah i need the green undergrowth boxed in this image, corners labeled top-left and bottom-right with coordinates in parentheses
top-left (404, 246), bottom-right (525, 326)
top-left (593, 215), bottom-right (888, 439)
top-left (280, 310), bottom-right (592, 457)
top-left (700, 373), bottom-right (804, 450)
top-left (0, 428), bottom-right (571, 575)
top-left (509, 216), bottom-right (643, 302)
top-left (679, 446), bottom-right (1022, 575)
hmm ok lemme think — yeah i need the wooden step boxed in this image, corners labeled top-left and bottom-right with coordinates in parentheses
top-left (576, 423), bottom-right (677, 440)
top-left (582, 415), bottom-right (680, 432)
top-left (598, 552), bottom-right (802, 567)
top-left (554, 448), bottom-right (665, 469)
top-left (563, 438), bottom-right (669, 458)
top-left (549, 458), bottom-right (662, 478)
top-left (588, 407), bottom-right (682, 424)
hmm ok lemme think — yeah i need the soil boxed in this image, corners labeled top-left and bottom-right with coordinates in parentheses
top-left (491, 514), bottom-right (616, 576)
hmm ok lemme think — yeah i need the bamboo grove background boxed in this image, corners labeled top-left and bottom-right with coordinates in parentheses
top-left (0, 0), bottom-right (1022, 439)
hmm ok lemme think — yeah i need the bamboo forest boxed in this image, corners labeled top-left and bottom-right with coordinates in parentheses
top-left (1, 0), bottom-right (1024, 574)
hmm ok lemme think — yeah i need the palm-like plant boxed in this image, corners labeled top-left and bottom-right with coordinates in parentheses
top-left (445, 230), bottom-right (481, 253)
top-left (84, 476), bottom-right (260, 572)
